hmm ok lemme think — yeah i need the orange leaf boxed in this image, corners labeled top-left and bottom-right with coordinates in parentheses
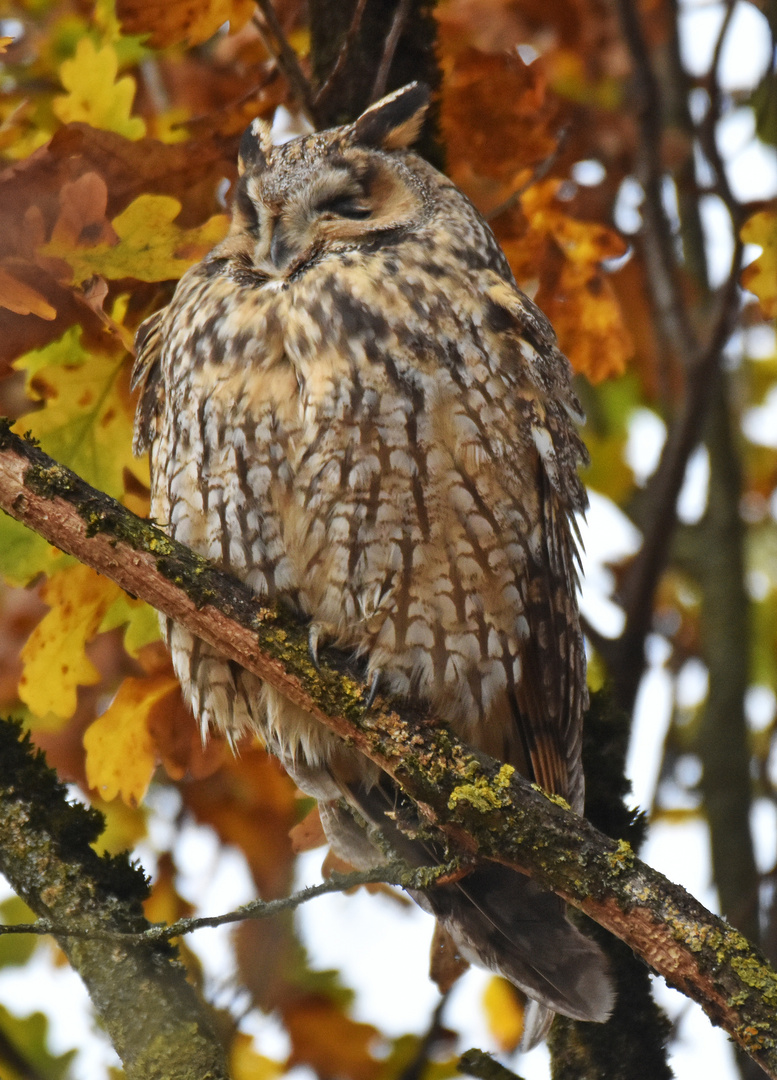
top-left (285, 999), bottom-right (381, 1080)
top-left (117, 0), bottom-right (254, 47)
top-left (0, 266), bottom-right (56, 320)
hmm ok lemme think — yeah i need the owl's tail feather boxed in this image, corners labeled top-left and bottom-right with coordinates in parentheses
top-left (410, 861), bottom-right (614, 1047)
top-left (327, 779), bottom-right (614, 1050)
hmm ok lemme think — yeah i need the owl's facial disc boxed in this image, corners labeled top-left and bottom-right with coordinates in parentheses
top-left (233, 153), bottom-right (425, 276)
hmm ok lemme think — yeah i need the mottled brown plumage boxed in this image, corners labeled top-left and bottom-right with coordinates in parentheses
top-left (132, 83), bottom-right (613, 1045)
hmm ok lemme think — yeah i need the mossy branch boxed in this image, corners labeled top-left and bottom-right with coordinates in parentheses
top-left (0, 717), bottom-right (229, 1080)
top-left (2, 422), bottom-right (777, 1077)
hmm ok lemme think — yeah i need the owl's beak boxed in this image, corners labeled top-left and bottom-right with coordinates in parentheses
top-left (269, 219), bottom-right (293, 270)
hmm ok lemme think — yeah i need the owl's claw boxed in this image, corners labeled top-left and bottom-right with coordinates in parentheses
top-left (364, 670), bottom-right (383, 712)
top-left (308, 625), bottom-right (321, 670)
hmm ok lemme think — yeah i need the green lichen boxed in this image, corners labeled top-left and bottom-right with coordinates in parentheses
top-left (447, 761), bottom-right (514, 814)
top-left (606, 838), bottom-right (635, 873)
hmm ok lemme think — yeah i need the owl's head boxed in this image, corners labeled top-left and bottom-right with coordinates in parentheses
top-left (229, 83), bottom-right (432, 276)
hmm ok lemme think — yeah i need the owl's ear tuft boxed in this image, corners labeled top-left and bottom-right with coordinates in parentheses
top-left (349, 83), bottom-right (430, 151)
top-left (238, 117), bottom-right (273, 175)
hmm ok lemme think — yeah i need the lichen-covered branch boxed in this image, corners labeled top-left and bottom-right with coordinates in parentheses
top-left (1, 423), bottom-right (777, 1077)
top-left (0, 718), bottom-right (229, 1080)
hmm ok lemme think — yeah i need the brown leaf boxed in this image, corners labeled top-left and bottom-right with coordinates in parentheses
top-left (117, 0), bottom-right (254, 48)
top-left (285, 998), bottom-right (381, 1080)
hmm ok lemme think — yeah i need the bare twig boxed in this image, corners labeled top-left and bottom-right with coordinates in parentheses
top-left (253, 0), bottom-right (317, 126)
top-left (609, 242), bottom-right (744, 710)
top-left (0, 862), bottom-right (447, 942)
top-left (313, 0), bottom-right (368, 109)
top-left (371, 0), bottom-right (412, 102)
top-left (615, 0), bottom-right (697, 362)
top-left (2, 426), bottom-right (777, 1075)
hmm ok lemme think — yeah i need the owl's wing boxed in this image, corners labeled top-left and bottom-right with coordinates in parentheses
top-left (481, 277), bottom-right (589, 811)
top-left (131, 308), bottom-right (166, 455)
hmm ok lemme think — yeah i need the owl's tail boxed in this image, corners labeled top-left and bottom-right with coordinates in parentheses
top-left (326, 779), bottom-right (614, 1050)
top-left (409, 861), bottom-right (614, 1048)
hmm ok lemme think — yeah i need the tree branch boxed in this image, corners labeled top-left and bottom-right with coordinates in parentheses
top-left (0, 718), bottom-right (229, 1080)
top-left (2, 423), bottom-right (777, 1075)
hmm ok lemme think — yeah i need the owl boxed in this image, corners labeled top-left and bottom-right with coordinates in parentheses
top-left (132, 82), bottom-right (613, 1046)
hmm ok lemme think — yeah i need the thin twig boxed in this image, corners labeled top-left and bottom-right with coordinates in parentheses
top-left (313, 0), bottom-right (369, 110)
top-left (253, 0), bottom-right (317, 126)
top-left (371, 0), bottom-right (412, 102)
top-left (398, 994), bottom-right (450, 1080)
top-left (610, 240), bottom-right (744, 710)
top-left (615, 0), bottom-right (697, 361)
top-left (0, 862), bottom-right (448, 942)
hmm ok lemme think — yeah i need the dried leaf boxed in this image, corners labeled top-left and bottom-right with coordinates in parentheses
top-left (117, 0), bottom-right (254, 48)
top-left (285, 999), bottom-right (381, 1080)
top-left (0, 264), bottom-right (56, 320)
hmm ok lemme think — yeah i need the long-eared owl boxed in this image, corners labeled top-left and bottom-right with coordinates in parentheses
top-left (132, 82), bottom-right (614, 1045)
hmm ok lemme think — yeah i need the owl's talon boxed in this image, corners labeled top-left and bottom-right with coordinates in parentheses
top-left (364, 670), bottom-right (382, 712)
top-left (308, 625), bottom-right (321, 670)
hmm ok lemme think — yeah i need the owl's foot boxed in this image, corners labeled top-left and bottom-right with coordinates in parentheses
top-left (308, 624), bottom-right (322, 670)
top-left (364, 669), bottom-right (383, 712)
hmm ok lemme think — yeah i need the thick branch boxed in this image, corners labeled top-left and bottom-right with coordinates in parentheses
top-left (0, 718), bottom-right (229, 1080)
top-left (1, 423), bottom-right (777, 1076)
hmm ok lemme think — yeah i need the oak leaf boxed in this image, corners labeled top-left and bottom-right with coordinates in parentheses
top-left (19, 565), bottom-right (122, 724)
top-left (53, 39), bottom-right (146, 140)
top-left (49, 194), bottom-right (229, 283)
top-left (0, 266), bottom-right (56, 320)
top-left (117, 0), bottom-right (254, 48)
top-left (84, 672), bottom-right (180, 806)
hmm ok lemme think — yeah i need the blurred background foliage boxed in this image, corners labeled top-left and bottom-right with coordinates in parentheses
top-left (0, 0), bottom-right (776, 1076)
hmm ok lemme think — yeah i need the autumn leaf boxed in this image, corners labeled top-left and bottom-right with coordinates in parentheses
top-left (13, 331), bottom-right (146, 499)
top-left (285, 999), bottom-right (382, 1080)
top-left (0, 37), bottom-right (13, 53)
top-left (0, 266), bottom-right (56, 320)
top-left (84, 672), bottom-right (180, 806)
top-left (19, 565), bottom-right (122, 724)
top-left (48, 194), bottom-right (229, 284)
top-left (53, 38), bottom-right (146, 140)
top-left (230, 1034), bottom-right (283, 1080)
top-left (117, 0), bottom-right (255, 47)
top-left (482, 976), bottom-right (525, 1053)
top-left (742, 209), bottom-right (777, 318)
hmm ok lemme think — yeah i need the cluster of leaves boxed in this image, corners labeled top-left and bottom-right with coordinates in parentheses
top-left (0, 0), bottom-right (776, 1077)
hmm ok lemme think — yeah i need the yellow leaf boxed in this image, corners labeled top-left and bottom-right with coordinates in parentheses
top-left (0, 37), bottom-right (13, 53)
top-left (742, 209), bottom-right (777, 318)
top-left (0, 267), bottom-right (56, 320)
top-left (19, 565), bottom-right (121, 724)
top-left (53, 38), bottom-right (146, 140)
top-left (230, 1034), bottom-right (283, 1080)
top-left (14, 341), bottom-right (147, 498)
top-left (100, 595), bottom-right (161, 657)
top-left (84, 673), bottom-right (180, 806)
top-left (51, 194), bottom-right (229, 283)
top-left (482, 976), bottom-right (525, 1053)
